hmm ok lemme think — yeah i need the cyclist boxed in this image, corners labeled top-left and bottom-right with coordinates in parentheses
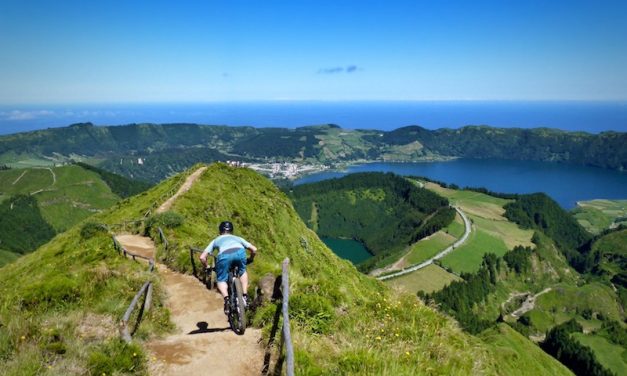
top-left (200, 221), bottom-right (257, 315)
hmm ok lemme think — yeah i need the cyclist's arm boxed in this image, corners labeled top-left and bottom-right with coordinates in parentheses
top-left (199, 240), bottom-right (215, 267)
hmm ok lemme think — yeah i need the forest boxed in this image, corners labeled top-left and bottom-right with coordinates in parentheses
top-left (0, 195), bottom-right (55, 254)
top-left (504, 193), bottom-right (591, 270)
top-left (289, 172), bottom-right (452, 265)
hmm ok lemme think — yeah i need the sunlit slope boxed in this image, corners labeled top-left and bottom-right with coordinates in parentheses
top-left (0, 164), bottom-right (572, 375)
top-left (0, 168), bottom-right (191, 374)
top-left (151, 163), bottom-right (570, 375)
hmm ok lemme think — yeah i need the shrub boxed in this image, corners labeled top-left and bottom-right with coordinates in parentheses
top-left (80, 222), bottom-right (107, 239)
top-left (145, 212), bottom-right (184, 229)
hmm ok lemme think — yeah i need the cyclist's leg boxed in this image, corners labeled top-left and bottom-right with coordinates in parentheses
top-left (233, 249), bottom-right (248, 291)
top-left (215, 253), bottom-right (233, 298)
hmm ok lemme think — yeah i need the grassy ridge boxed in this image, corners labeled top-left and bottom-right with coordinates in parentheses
top-left (0, 163), bottom-right (574, 374)
top-left (153, 164), bottom-right (494, 374)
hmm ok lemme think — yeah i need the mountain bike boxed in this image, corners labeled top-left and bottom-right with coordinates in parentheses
top-left (226, 256), bottom-right (252, 335)
top-left (205, 253), bottom-right (254, 335)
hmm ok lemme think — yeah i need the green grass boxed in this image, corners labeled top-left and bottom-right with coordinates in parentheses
top-left (0, 168), bottom-right (54, 195)
top-left (0, 165), bottom-right (121, 233)
top-left (444, 213), bottom-right (465, 238)
top-left (479, 324), bottom-right (572, 376)
top-left (441, 229), bottom-right (509, 274)
top-left (385, 264), bottom-right (461, 293)
top-left (0, 249), bottom-right (19, 267)
top-left (426, 182), bottom-right (511, 220)
top-left (471, 216), bottom-right (534, 249)
top-left (572, 333), bottom-right (627, 376)
top-left (0, 163), bottom-right (572, 374)
top-left (405, 232), bottom-right (455, 265)
top-left (573, 199), bottom-right (627, 234)
top-left (535, 283), bottom-right (623, 322)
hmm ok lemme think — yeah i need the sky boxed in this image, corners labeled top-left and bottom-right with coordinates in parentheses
top-left (1, 0), bottom-right (626, 104)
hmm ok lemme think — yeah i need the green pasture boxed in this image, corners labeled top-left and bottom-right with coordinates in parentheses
top-left (385, 264), bottom-right (461, 293)
top-left (444, 213), bottom-right (465, 238)
top-left (440, 229), bottom-right (509, 274)
top-left (573, 199), bottom-right (627, 234)
top-left (0, 168), bottom-right (54, 195)
top-left (425, 182), bottom-right (511, 220)
top-left (536, 282), bottom-right (623, 323)
top-left (479, 324), bottom-right (572, 376)
top-left (471, 216), bottom-right (534, 249)
top-left (572, 333), bottom-right (627, 376)
top-left (405, 232), bottom-right (455, 265)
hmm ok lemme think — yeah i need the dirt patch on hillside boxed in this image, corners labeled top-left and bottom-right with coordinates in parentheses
top-left (156, 167), bottom-right (207, 214)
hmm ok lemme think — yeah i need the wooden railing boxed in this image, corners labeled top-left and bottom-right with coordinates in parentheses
top-left (281, 258), bottom-right (295, 376)
top-left (111, 235), bottom-right (155, 342)
top-left (189, 246), bottom-right (213, 288)
top-left (119, 281), bottom-right (153, 343)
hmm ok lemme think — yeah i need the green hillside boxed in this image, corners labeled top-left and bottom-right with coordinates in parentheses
top-left (0, 164), bottom-right (572, 374)
top-left (0, 164), bottom-right (149, 266)
top-left (288, 172), bottom-right (454, 270)
top-left (573, 199), bottom-right (627, 234)
top-left (1, 122), bottom-right (625, 183)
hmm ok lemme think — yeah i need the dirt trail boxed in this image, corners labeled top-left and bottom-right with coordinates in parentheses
top-left (114, 166), bottom-right (263, 374)
top-left (156, 167), bottom-right (207, 214)
top-left (510, 288), bottom-right (552, 318)
top-left (116, 235), bottom-right (263, 375)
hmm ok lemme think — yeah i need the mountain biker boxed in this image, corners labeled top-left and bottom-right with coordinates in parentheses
top-left (200, 221), bottom-right (257, 315)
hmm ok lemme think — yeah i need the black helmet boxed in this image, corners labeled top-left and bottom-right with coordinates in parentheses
top-left (219, 221), bottom-right (233, 234)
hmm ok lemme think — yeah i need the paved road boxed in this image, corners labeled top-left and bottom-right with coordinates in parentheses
top-left (377, 206), bottom-right (472, 281)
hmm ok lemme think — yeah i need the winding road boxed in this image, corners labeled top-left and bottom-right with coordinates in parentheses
top-left (377, 206), bottom-right (472, 281)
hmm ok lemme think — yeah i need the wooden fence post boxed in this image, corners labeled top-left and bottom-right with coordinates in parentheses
top-left (282, 258), bottom-right (295, 376)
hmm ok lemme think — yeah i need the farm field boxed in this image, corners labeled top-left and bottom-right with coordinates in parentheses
top-left (573, 199), bottom-right (627, 234)
top-left (572, 333), bottom-right (627, 376)
top-left (440, 228), bottom-right (509, 274)
top-left (385, 264), bottom-right (461, 293)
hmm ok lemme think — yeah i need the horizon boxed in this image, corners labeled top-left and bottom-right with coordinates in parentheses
top-left (1, 100), bottom-right (627, 135)
top-left (1, 1), bottom-right (626, 103)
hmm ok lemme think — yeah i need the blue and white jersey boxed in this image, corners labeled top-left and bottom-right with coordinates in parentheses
top-left (203, 234), bottom-right (252, 256)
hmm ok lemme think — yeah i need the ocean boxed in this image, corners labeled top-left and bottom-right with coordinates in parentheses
top-left (1, 101), bottom-right (626, 135)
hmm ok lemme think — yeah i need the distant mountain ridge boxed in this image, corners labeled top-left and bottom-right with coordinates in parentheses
top-left (0, 122), bottom-right (625, 183)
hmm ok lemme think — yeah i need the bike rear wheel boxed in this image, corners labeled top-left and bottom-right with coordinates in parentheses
top-left (229, 278), bottom-right (246, 335)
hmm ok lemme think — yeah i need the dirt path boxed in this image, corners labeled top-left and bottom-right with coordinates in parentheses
top-left (12, 170), bottom-right (27, 185)
top-left (510, 288), bottom-right (552, 318)
top-left (156, 167), bottom-right (207, 214)
top-left (115, 235), bottom-right (263, 375)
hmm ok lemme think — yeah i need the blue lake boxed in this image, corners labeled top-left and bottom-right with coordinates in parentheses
top-left (295, 159), bottom-right (627, 210)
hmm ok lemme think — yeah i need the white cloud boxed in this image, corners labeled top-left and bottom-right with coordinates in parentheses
top-left (4, 110), bottom-right (55, 121)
